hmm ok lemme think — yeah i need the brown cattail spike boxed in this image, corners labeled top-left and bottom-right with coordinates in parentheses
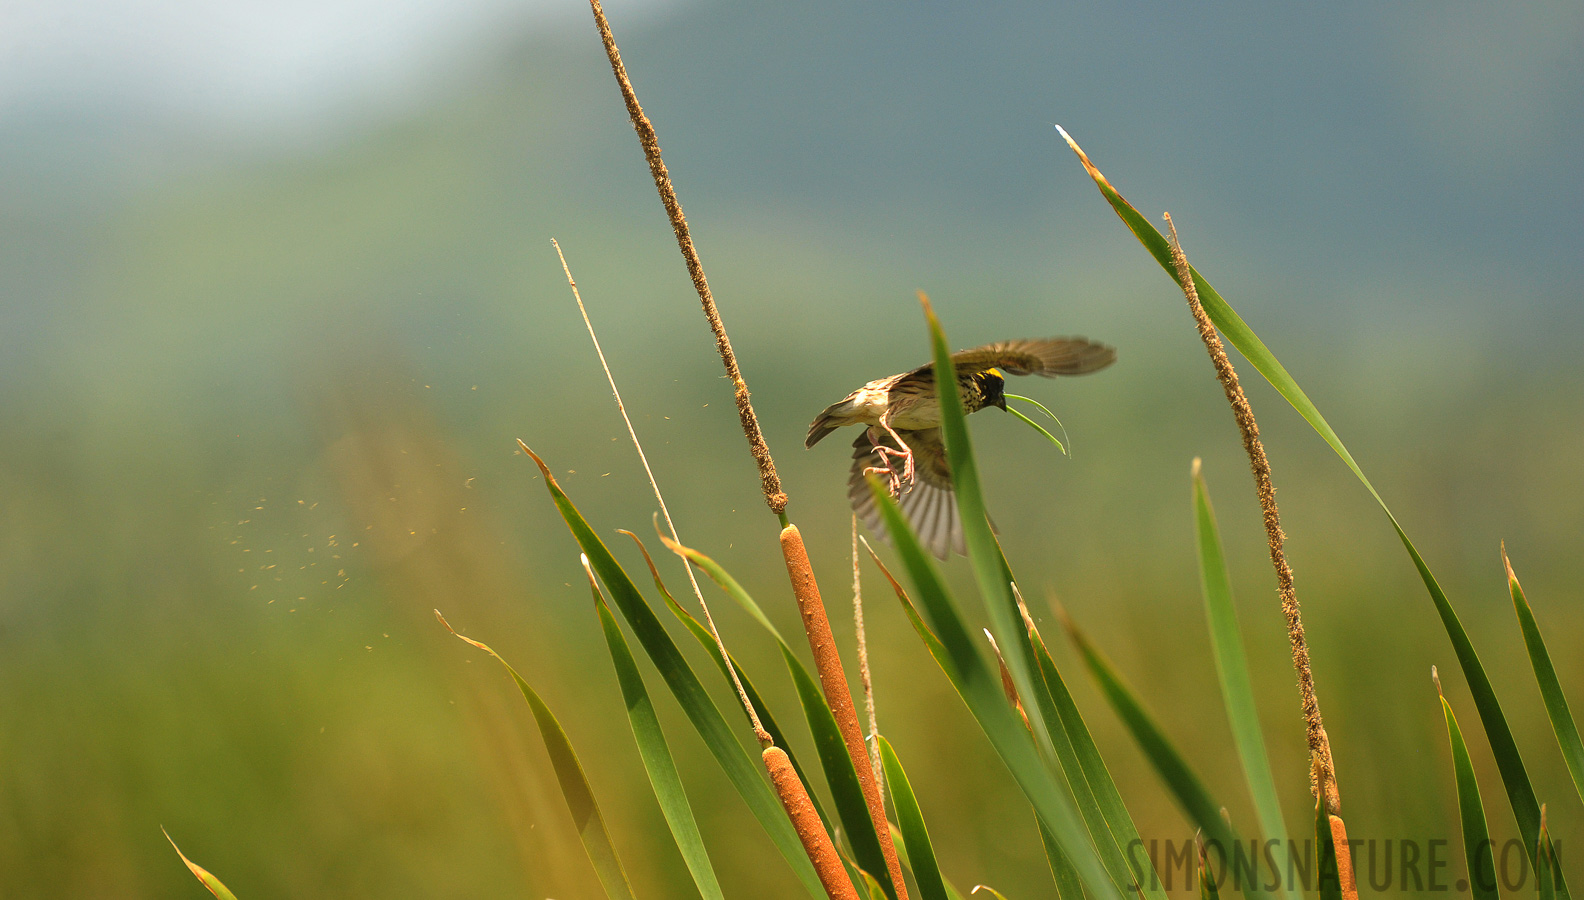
top-left (764, 746), bottom-right (862, 900)
top-left (781, 525), bottom-right (910, 900)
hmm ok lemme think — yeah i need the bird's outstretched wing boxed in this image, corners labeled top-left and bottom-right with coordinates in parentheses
top-left (848, 428), bottom-right (964, 560)
top-left (950, 337), bottom-right (1116, 377)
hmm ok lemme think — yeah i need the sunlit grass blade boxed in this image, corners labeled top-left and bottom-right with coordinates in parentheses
top-left (971, 886), bottom-right (1011, 900)
top-left (877, 735), bottom-right (949, 900)
top-left (1037, 816), bottom-right (1085, 900)
top-left (1436, 668), bottom-right (1499, 900)
top-left (1056, 126), bottom-right (1557, 882)
top-left (163, 829), bottom-right (240, 900)
top-left (591, 577), bottom-right (724, 900)
top-left (434, 611), bottom-right (636, 900)
top-left (1060, 610), bottom-right (1243, 862)
top-left (1505, 546), bottom-right (1584, 806)
top-left (621, 531), bottom-right (836, 834)
top-left (664, 534), bottom-right (890, 899)
top-left (1192, 462), bottom-right (1292, 886)
top-left (1020, 600), bottom-right (1162, 899)
top-left (866, 475), bottom-right (1120, 900)
top-left (522, 444), bottom-right (826, 899)
top-left (1003, 392), bottom-right (1071, 455)
top-left (1004, 405), bottom-right (1067, 456)
top-left (920, 296), bottom-right (1051, 746)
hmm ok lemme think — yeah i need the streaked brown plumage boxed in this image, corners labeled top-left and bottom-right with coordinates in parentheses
top-left (806, 337), bottom-right (1116, 559)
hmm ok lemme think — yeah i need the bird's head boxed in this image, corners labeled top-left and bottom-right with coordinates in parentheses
top-left (977, 369), bottom-right (1008, 410)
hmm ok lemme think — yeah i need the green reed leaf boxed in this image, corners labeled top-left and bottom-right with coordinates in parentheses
top-left (436, 612), bottom-right (636, 900)
top-left (1193, 463), bottom-right (1292, 895)
top-left (1437, 674), bottom-right (1499, 900)
top-left (878, 735), bottom-right (949, 900)
top-left (593, 585), bottom-right (724, 900)
top-left (1505, 548), bottom-right (1584, 807)
top-left (866, 473), bottom-right (1121, 900)
top-left (522, 444), bottom-right (826, 899)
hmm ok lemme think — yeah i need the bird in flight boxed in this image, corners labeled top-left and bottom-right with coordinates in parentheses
top-left (806, 337), bottom-right (1116, 558)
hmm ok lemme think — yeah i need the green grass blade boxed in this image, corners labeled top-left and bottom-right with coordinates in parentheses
top-left (920, 298), bottom-right (1051, 748)
top-left (1056, 128), bottom-right (1557, 882)
top-left (971, 886), bottom-right (1011, 900)
top-left (1003, 393), bottom-right (1071, 454)
top-left (890, 823), bottom-right (970, 900)
top-left (622, 530), bottom-right (836, 834)
top-left (1192, 464), bottom-right (1292, 882)
top-left (665, 535), bottom-right (890, 900)
top-left (878, 735), bottom-right (950, 900)
top-left (1021, 606), bottom-right (1162, 899)
top-left (163, 830), bottom-right (241, 900)
top-left (1506, 549), bottom-right (1584, 807)
top-left (1438, 675), bottom-right (1500, 900)
top-left (593, 588), bottom-right (724, 900)
top-left (1004, 405), bottom-right (1066, 456)
top-left (1037, 815), bottom-right (1086, 900)
top-left (1061, 612), bottom-right (1243, 863)
top-left (522, 445), bottom-right (826, 899)
top-left (435, 612), bottom-right (636, 900)
top-left (866, 475), bottom-right (1121, 900)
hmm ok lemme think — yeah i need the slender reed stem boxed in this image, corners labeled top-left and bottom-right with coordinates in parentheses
top-left (550, 239), bottom-right (769, 746)
top-left (585, 0), bottom-right (784, 516)
top-left (1163, 213), bottom-right (1340, 814)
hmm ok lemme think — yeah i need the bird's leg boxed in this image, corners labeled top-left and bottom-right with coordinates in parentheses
top-left (870, 416), bottom-right (916, 490)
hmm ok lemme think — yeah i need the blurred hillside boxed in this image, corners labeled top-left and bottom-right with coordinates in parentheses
top-left (1, 2), bottom-right (1581, 897)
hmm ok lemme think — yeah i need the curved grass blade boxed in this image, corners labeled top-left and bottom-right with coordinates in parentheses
top-left (971, 886), bottom-right (1011, 900)
top-left (163, 829), bottom-right (240, 900)
top-left (1004, 406), bottom-right (1067, 456)
top-left (878, 735), bottom-right (949, 900)
top-left (435, 611), bottom-right (636, 900)
top-left (1003, 393), bottom-right (1071, 455)
top-left (592, 582), bottom-right (724, 900)
top-left (1056, 127), bottom-right (1557, 881)
top-left (522, 444), bottom-right (826, 899)
top-left (621, 531), bottom-right (836, 834)
top-left (1193, 463), bottom-right (1292, 887)
top-left (664, 534), bottom-right (890, 900)
top-left (1505, 547), bottom-right (1584, 807)
top-left (866, 475), bottom-right (1120, 900)
top-left (1437, 670), bottom-right (1499, 900)
top-left (1060, 611), bottom-right (1243, 864)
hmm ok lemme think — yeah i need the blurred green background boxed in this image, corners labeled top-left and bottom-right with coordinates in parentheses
top-left (3, 1), bottom-right (1582, 896)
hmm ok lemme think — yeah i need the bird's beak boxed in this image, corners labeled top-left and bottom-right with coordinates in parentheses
top-left (994, 396), bottom-right (1008, 411)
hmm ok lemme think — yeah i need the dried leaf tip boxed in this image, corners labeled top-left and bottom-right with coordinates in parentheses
top-left (1192, 456), bottom-right (1203, 478)
top-left (1501, 541), bottom-right (1520, 586)
top-left (1432, 665), bottom-right (1443, 698)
